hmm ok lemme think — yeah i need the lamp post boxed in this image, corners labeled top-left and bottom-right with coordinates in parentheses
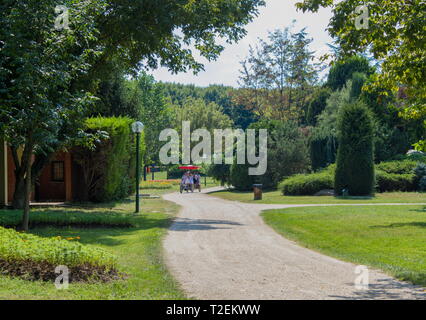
top-left (132, 121), bottom-right (144, 213)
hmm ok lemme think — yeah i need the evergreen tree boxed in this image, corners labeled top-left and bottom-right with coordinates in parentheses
top-left (335, 102), bottom-right (375, 196)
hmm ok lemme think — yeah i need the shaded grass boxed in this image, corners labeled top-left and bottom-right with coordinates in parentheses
top-left (0, 188), bottom-right (185, 300)
top-left (210, 189), bottom-right (426, 204)
top-left (262, 205), bottom-right (426, 286)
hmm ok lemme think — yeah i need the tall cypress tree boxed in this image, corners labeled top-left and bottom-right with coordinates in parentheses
top-left (335, 102), bottom-right (375, 196)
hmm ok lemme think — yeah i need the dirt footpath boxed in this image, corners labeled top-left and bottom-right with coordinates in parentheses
top-left (163, 188), bottom-right (425, 300)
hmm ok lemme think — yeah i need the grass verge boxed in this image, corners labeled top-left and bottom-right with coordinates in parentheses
top-left (262, 205), bottom-right (426, 286)
top-left (0, 188), bottom-right (185, 299)
top-left (209, 189), bottom-right (426, 204)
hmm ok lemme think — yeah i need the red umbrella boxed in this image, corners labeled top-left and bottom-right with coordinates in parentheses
top-left (179, 165), bottom-right (201, 170)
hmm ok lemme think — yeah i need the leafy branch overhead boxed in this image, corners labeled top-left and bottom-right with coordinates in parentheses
top-left (295, 0), bottom-right (425, 149)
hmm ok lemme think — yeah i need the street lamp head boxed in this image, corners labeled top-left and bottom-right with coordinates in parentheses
top-left (131, 121), bottom-right (144, 134)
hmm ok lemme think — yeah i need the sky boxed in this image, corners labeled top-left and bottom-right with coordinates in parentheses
top-left (150, 0), bottom-right (334, 88)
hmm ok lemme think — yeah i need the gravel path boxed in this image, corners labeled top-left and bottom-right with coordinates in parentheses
top-left (163, 187), bottom-right (426, 300)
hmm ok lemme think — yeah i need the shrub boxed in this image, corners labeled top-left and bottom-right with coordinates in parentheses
top-left (73, 117), bottom-right (145, 202)
top-left (413, 163), bottom-right (426, 178)
top-left (376, 160), bottom-right (419, 174)
top-left (419, 177), bottom-right (426, 192)
top-left (335, 102), bottom-right (375, 196)
top-left (0, 226), bottom-right (120, 282)
top-left (230, 162), bottom-right (255, 191)
top-left (306, 87), bottom-right (331, 126)
top-left (0, 210), bottom-right (136, 228)
top-left (279, 170), bottom-right (334, 196)
top-left (375, 171), bottom-right (417, 192)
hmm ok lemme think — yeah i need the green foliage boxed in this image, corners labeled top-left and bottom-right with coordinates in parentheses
top-left (227, 120), bottom-right (310, 190)
top-left (306, 87), bottom-right (332, 125)
top-left (237, 26), bottom-right (320, 121)
top-left (173, 97), bottom-right (233, 133)
top-left (208, 164), bottom-right (232, 186)
top-left (376, 160), bottom-right (420, 175)
top-left (327, 56), bottom-right (374, 91)
top-left (335, 102), bottom-right (375, 196)
top-left (0, 226), bottom-right (116, 269)
top-left (161, 83), bottom-right (258, 129)
top-left (74, 117), bottom-right (145, 202)
top-left (309, 128), bottom-right (338, 170)
top-left (419, 177), bottom-right (426, 192)
top-left (349, 72), bottom-right (367, 100)
top-left (375, 172), bottom-right (416, 193)
top-left (296, 0), bottom-right (426, 149)
top-left (414, 163), bottom-right (426, 179)
top-left (230, 162), bottom-right (255, 191)
top-left (0, 210), bottom-right (136, 228)
top-left (279, 170), bottom-right (333, 196)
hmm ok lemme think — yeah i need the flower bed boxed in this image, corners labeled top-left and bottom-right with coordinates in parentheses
top-left (0, 226), bottom-right (122, 282)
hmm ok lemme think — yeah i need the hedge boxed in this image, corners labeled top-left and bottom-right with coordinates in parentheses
top-left (375, 171), bottom-right (417, 192)
top-left (279, 170), bottom-right (334, 196)
top-left (73, 117), bottom-right (145, 202)
top-left (0, 210), bottom-right (136, 228)
top-left (376, 160), bottom-right (419, 175)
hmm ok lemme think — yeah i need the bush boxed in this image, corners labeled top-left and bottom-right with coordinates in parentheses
top-left (376, 160), bottom-right (419, 174)
top-left (335, 102), bottom-right (375, 196)
top-left (279, 169), bottom-right (334, 196)
top-left (0, 210), bottom-right (136, 228)
top-left (413, 163), bottom-right (426, 178)
top-left (419, 177), bottom-right (426, 192)
top-left (230, 162), bottom-right (255, 191)
top-left (375, 171), bottom-right (417, 192)
top-left (73, 117), bottom-right (145, 202)
top-left (0, 226), bottom-right (120, 282)
top-left (306, 87), bottom-right (331, 126)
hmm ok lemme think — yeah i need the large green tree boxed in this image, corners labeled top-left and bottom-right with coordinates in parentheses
top-left (237, 26), bottom-right (320, 121)
top-left (0, 0), bottom-right (265, 228)
top-left (295, 0), bottom-right (425, 150)
top-left (0, 0), bottom-right (105, 229)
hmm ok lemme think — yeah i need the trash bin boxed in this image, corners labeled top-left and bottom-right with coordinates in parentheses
top-left (253, 184), bottom-right (263, 200)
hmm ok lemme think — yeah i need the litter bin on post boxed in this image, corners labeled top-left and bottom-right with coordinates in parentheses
top-left (253, 184), bottom-right (263, 200)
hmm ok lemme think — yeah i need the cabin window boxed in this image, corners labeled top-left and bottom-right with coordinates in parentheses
top-left (51, 161), bottom-right (65, 182)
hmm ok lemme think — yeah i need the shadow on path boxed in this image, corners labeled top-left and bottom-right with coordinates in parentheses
top-left (170, 218), bottom-right (243, 231)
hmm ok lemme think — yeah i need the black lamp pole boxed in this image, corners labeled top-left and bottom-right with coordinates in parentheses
top-left (135, 132), bottom-right (141, 213)
top-left (132, 121), bottom-right (144, 214)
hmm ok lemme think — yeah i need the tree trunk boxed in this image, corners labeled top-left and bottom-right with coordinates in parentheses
top-left (12, 150), bottom-right (53, 209)
top-left (12, 178), bottom-right (26, 209)
top-left (22, 155), bottom-right (32, 231)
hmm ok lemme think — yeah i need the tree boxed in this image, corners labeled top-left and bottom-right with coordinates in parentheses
top-left (0, 0), bottom-right (265, 228)
top-left (335, 102), bottom-right (375, 196)
top-left (307, 87), bottom-right (332, 125)
top-left (295, 0), bottom-right (425, 150)
top-left (173, 97), bottom-right (233, 134)
top-left (229, 119), bottom-right (310, 190)
top-left (0, 0), bottom-right (105, 229)
top-left (327, 56), bottom-right (374, 91)
top-left (236, 26), bottom-right (320, 122)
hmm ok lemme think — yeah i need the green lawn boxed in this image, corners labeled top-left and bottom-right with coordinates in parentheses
top-left (209, 189), bottom-right (426, 204)
top-left (262, 205), bottom-right (426, 286)
top-left (0, 189), bottom-right (185, 300)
